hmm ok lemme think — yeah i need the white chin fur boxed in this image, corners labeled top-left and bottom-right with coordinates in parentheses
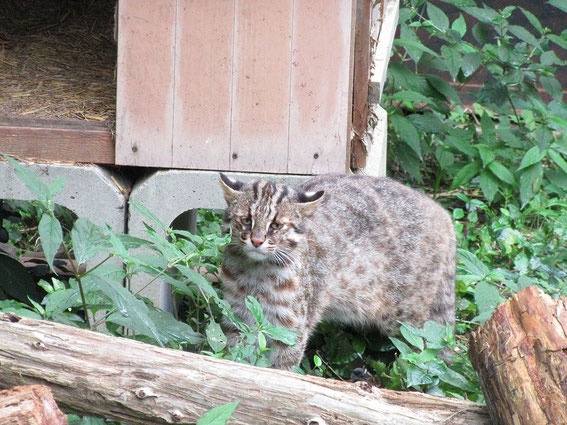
top-left (244, 247), bottom-right (271, 261)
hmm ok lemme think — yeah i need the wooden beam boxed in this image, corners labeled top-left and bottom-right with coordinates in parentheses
top-left (351, 0), bottom-right (372, 170)
top-left (0, 312), bottom-right (490, 425)
top-left (0, 117), bottom-right (114, 164)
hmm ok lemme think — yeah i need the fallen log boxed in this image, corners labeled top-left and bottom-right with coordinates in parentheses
top-left (0, 312), bottom-right (490, 425)
top-left (469, 285), bottom-right (567, 425)
top-left (0, 385), bottom-right (67, 425)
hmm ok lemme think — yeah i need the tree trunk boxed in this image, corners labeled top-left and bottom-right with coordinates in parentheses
top-left (469, 285), bottom-right (567, 425)
top-left (0, 312), bottom-right (490, 425)
top-left (0, 385), bottom-right (67, 425)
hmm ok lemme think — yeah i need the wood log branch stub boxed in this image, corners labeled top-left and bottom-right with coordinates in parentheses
top-left (469, 285), bottom-right (567, 425)
top-left (0, 313), bottom-right (490, 425)
top-left (0, 384), bottom-right (67, 425)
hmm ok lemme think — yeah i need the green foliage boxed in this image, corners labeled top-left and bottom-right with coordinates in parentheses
top-left (387, 321), bottom-right (483, 401)
top-left (386, 0), bottom-right (567, 207)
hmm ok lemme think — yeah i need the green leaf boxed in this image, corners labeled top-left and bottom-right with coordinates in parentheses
top-left (488, 161), bottom-right (516, 186)
top-left (548, 116), bottom-right (567, 131)
top-left (458, 249), bottom-right (491, 277)
top-left (391, 91), bottom-right (432, 104)
top-left (394, 144), bottom-right (422, 182)
top-left (149, 309), bottom-right (203, 345)
top-left (38, 213), bottom-right (63, 272)
top-left (548, 149), bottom-right (567, 174)
top-left (540, 76), bottom-right (564, 102)
top-left (548, 0), bottom-right (567, 14)
top-left (197, 401), bottom-right (239, 425)
top-left (474, 281), bottom-right (503, 324)
top-left (508, 25), bottom-right (539, 47)
top-left (177, 265), bottom-right (218, 299)
top-left (206, 320), bottom-right (227, 352)
top-left (479, 170), bottom-right (499, 203)
top-left (48, 177), bottom-right (67, 198)
top-left (390, 114), bottom-right (421, 157)
top-left (245, 296), bottom-right (265, 325)
top-left (472, 22), bottom-right (491, 44)
top-left (519, 7), bottom-right (544, 34)
top-left (438, 0), bottom-right (476, 7)
top-left (462, 52), bottom-right (481, 77)
top-left (445, 128), bottom-right (477, 156)
top-left (427, 3), bottom-right (449, 32)
top-left (540, 50), bottom-right (561, 66)
top-left (451, 14), bottom-right (467, 37)
top-left (2, 153), bottom-right (50, 201)
top-left (313, 354), bottom-right (323, 368)
top-left (71, 218), bottom-right (109, 265)
top-left (476, 145), bottom-right (495, 167)
top-left (480, 112), bottom-right (495, 139)
top-left (426, 75), bottom-right (461, 104)
top-left (451, 161), bottom-right (481, 189)
top-left (517, 146), bottom-right (545, 171)
top-left (462, 6), bottom-right (500, 24)
top-left (548, 34), bottom-right (567, 50)
top-left (130, 200), bottom-right (169, 232)
top-left (400, 323), bottom-right (425, 350)
top-left (394, 39), bottom-right (439, 58)
top-left (390, 337), bottom-right (414, 356)
top-left (263, 324), bottom-right (298, 346)
top-left (89, 276), bottom-right (165, 346)
top-left (519, 163), bottom-right (543, 207)
top-left (441, 45), bottom-right (461, 81)
top-left (428, 362), bottom-right (479, 392)
top-left (408, 113), bottom-right (446, 134)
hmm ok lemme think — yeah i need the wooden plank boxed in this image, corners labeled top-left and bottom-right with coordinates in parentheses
top-left (288, 0), bottom-right (356, 174)
top-left (229, 0), bottom-right (293, 173)
top-left (351, 0), bottom-right (372, 170)
top-left (172, 0), bottom-right (234, 170)
top-left (0, 118), bottom-right (114, 164)
top-left (115, 0), bottom-right (176, 167)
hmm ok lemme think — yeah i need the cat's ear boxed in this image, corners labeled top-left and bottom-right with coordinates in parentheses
top-left (296, 190), bottom-right (325, 216)
top-left (219, 173), bottom-right (244, 204)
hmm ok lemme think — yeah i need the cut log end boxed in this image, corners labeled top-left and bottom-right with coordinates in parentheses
top-left (469, 285), bottom-right (567, 425)
top-left (0, 385), bottom-right (67, 425)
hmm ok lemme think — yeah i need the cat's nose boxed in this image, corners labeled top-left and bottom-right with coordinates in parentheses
top-left (250, 236), bottom-right (265, 248)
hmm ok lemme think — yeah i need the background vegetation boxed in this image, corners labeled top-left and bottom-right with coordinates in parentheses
top-left (1, 0), bottom-right (566, 421)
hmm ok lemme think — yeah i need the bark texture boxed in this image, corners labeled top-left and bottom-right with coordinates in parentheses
top-left (0, 385), bottom-right (67, 425)
top-left (469, 285), bottom-right (567, 425)
top-left (0, 312), bottom-right (490, 425)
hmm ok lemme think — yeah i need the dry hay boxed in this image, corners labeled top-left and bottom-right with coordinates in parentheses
top-left (0, 0), bottom-right (117, 127)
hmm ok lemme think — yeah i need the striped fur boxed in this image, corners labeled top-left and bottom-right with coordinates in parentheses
top-left (219, 173), bottom-right (456, 369)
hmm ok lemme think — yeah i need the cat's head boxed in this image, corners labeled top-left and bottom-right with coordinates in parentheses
top-left (219, 173), bottom-right (324, 262)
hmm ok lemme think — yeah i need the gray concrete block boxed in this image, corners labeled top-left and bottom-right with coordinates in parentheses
top-left (128, 169), bottom-right (309, 309)
top-left (0, 161), bottom-right (127, 232)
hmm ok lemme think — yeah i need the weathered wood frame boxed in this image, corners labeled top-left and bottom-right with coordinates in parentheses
top-left (116, 0), bottom-right (357, 174)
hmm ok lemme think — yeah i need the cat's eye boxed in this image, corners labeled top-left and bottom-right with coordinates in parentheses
top-left (270, 222), bottom-right (283, 230)
top-left (242, 217), bottom-right (252, 225)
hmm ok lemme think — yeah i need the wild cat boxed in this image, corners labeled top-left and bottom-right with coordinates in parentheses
top-left (219, 173), bottom-right (455, 369)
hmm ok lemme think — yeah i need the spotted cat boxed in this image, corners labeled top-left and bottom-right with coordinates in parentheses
top-left (219, 173), bottom-right (455, 369)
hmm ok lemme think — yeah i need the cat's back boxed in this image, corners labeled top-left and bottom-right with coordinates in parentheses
top-left (297, 174), bottom-right (452, 235)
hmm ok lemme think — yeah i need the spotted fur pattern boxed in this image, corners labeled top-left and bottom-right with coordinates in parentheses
top-left (219, 173), bottom-right (455, 369)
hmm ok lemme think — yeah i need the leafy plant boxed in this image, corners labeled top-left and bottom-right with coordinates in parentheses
top-left (386, 0), bottom-right (567, 207)
top-left (0, 152), bottom-right (296, 365)
top-left (386, 321), bottom-right (483, 401)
